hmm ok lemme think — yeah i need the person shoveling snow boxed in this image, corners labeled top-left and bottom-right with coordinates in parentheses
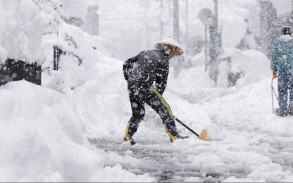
top-left (122, 38), bottom-right (206, 145)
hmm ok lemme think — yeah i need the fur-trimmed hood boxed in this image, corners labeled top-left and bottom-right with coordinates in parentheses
top-left (155, 38), bottom-right (183, 56)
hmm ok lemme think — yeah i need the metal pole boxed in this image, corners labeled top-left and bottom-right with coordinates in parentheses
top-left (214, 0), bottom-right (219, 59)
top-left (204, 25), bottom-right (208, 72)
top-left (291, 0), bottom-right (293, 26)
top-left (145, 0), bottom-right (149, 48)
top-left (185, 0), bottom-right (189, 41)
top-left (173, 0), bottom-right (179, 42)
top-left (291, 0), bottom-right (293, 12)
top-left (214, 0), bottom-right (218, 30)
top-left (213, 0), bottom-right (219, 85)
top-left (185, 0), bottom-right (189, 54)
top-left (160, 0), bottom-right (164, 39)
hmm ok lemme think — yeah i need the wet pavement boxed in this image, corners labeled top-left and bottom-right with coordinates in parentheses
top-left (90, 138), bottom-right (222, 182)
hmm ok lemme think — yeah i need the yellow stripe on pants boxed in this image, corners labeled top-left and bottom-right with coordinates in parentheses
top-left (124, 122), bottom-right (131, 140)
top-left (154, 89), bottom-right (177, 141)
top-left (154, 89), bottom-right (174, 119)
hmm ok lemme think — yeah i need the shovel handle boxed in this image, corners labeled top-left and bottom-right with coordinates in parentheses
top-left (175, 117), bottom-right (200, 138)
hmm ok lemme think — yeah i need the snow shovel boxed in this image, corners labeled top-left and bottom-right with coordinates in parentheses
top-left (175, 117), bottom-right (208, 141)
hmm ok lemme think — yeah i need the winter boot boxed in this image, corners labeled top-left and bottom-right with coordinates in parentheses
top-left (123, 121), bottom-right (138, 145)
top-left (275, 108), bottom-right (288, 117)
top-left (164, 119), bottom-right (188, 142)
top-left (289, 102), bottom-right (293, 116)
top-left (288, 108), bottom-right (293, 116)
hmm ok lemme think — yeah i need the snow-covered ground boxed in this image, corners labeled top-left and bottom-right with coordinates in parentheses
top-left (1, 0), bottom-right (293, 182)
top-left (72, 55), bottom-right (293, 182)
top-left (0, 81), bottom-right (154, 182)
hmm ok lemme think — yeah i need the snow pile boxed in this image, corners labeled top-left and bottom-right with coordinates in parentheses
top-left (0, 0), bottom-right (44, 64)
top-left (220, 16), bottom-right (247, 49)
top-left (73, 56), bottom-right (128, 137)
top-left (41, 22), bottom-right (107, 92)
top-left (65, 0), bottom-right (293, 182)
top-left (56, 23), bottom-right (100, 62)
top-left (198, 79), bottom-right (293, 182)
top-left (1, 0), bottom-right (292, 182)
top-left (78, 57), bottom-right (293, 181)
top-left (219, 0), bottom-right (259, 45)
top-left (229, 49), bottom-right (271, 86)
top-left (188, 0), bottom-right (270, 88)
top-left (0, 81), bottom-right (153, 182)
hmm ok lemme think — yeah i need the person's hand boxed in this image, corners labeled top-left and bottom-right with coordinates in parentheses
top-left (272, 72), bottom-right (278, 79)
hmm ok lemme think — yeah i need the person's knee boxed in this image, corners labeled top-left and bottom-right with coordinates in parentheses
top-left (278, 85), bottom-right (287, 93)
top-left (159, 113), bottom-right (168, 121)
top-left (164, 117), bottom-right (175, 124)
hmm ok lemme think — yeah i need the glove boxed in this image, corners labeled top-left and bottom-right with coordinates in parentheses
top-left (124, 74), bottom-right (129, 81)
top-left (272, 72), bottom-right (278, 79)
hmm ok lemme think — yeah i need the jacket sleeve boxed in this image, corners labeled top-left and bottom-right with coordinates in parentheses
top-left (155, 63), bottom-right (169, 95)
top-left (123, 55), bottom-right (138, 80)
top-left (271, 41), bottom-right (279, 73)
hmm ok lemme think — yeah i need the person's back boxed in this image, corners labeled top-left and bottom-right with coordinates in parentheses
top-left (128, 50), bottom-right (169, 88)
top-left (272, 32), bottom-right (293, 72)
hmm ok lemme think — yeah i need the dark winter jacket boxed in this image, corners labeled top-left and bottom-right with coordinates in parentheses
top-left (272, 35), bottom-right (293, 72)
top-left (123, 49), bottom-right (169, 94)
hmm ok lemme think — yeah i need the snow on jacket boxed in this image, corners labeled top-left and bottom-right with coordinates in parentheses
top-left (272, 35), bottom-right (293, 72)
top-left (123, 49), bottom-right (169, 94)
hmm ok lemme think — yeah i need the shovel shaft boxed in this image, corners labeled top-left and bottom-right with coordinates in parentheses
top-left (175, 117), bottom-right (200, 138)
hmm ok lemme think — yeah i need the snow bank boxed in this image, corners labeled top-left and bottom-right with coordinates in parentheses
top-left (0, 81), bottom-right (153, 182)
top-left (57, 23), bottom-right (100, 62)
top-left (73, 56), bottom-right (128, 138)
top-left (199, 79), bottom-right (293, 182)
top-left (56, 0), bottom-right (292, 182)
top-left (42, 22), bottom-right (107, 91)
top-left (163, 77), bottom-right (293, 182)
top-left (229, 49), bottom-right (271, 86)
top-left (220, 16), bottom-right (247, 48)
top-left (0, 0), bottom-right (44, 64)
top-left (189, 0), bottom-right (258, 48)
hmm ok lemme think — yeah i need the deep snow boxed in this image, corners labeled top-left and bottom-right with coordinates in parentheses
top-left (1, 0), bottom-right (293, 182)
top-left (79, 58), bottom-right (293, 182)
top-left (0, 81), bottom-right (154, 182)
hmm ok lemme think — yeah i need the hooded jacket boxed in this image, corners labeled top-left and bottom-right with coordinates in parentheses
top-left (123, 49), bottom-right (169, 94)
top-left (272, 35), bottom-right (293, 72)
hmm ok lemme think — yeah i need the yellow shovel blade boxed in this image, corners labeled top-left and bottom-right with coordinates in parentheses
top-left (199, 129), bottom-right (208, 141)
